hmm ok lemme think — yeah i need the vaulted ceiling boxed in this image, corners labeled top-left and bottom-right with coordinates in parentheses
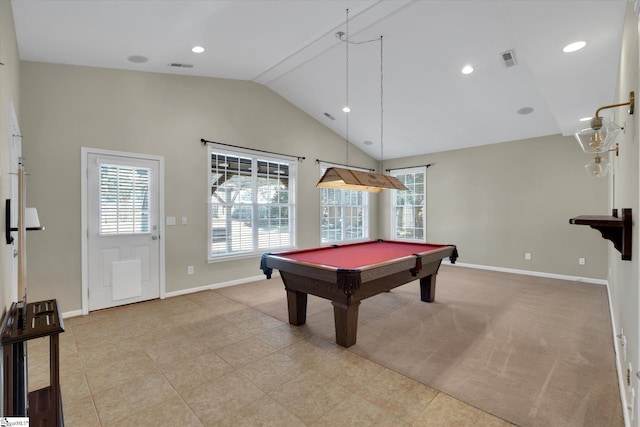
top-left (10, 0), bottom-right (627, 160)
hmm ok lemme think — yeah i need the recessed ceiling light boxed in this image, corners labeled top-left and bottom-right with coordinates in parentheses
top-left (192, 46), bottom-right (205, 53)
top-left (461, 65), bottom-right (474, 75)
top-left (343, 106), bottom-right (351, 113)
top-left (517, 107), bottom-right (534, 115)
top-left (563, 41), bottom-right (586, 53)
top-left (579, 116), bottom-right (592, 122)
top-left (127, 55), bottom-right (149, 63)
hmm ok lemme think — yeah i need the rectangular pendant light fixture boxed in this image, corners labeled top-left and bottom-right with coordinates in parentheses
top-left (316, 167), bottom-right (407, 193)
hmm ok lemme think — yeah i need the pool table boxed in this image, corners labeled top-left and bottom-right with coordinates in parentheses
top-left (260, 239), bottom-right (458, 347)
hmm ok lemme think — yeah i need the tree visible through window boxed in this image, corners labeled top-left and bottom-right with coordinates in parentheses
top-left (208, 145), bottom-right (296, 260)
top-left (391, 167), bottom-right (426, 241)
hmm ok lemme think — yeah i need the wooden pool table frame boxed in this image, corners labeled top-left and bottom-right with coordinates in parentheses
top-left (261, 240), bottom-right (457, 348)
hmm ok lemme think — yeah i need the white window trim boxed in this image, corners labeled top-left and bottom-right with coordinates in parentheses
top-left (390, 166), bottom-right (427, 242)
top-left (207, 143), bottom-right (297, 262)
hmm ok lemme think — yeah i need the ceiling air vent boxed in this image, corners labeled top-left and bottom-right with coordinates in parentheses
top-left (168, 63), bottom-right (194, 68)
top-left (501, 50), bottom-right (517, 68)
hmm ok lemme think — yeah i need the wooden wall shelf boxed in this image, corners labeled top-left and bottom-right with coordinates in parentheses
top-left (570, 208), bottom-right (632, 261)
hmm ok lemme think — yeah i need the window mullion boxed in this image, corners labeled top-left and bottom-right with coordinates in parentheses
top-left (251, 158), bottom-right (258, 251)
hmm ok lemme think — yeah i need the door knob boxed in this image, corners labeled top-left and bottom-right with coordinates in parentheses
top-left (152, 235), bottom-right (158, 240)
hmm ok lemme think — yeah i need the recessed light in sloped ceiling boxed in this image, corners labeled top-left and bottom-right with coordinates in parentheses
top-left (563, 41), bottom-right (587, 53)
top-left (461, 65), bottom-right (474, 75)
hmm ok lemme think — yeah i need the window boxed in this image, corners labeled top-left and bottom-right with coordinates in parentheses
top-left (99, 164), bottom-right (151, 235)
top-left (208, 144), bottom-right (296, 260)
top-left (319, 163), bottom-right (368, 244)
top-left (390, 166), bottom-right (426, 241)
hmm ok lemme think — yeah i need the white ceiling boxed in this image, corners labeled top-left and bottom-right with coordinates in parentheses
top-left (10, 0), bottom-right (628, 160)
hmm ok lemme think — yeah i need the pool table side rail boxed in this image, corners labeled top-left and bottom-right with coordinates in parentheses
top-left (262, 253), bottom-right (339, 283)
top-left (263, 244), bottom-right (456, 275)
top-left (260, 245), bottom-right (457, 296)
top-left (358, 245), bottom-right (457, 281)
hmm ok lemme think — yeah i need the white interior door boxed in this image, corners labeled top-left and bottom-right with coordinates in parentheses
top-left (86, 152), bottom-right (161, 311)
top-left (8, 103), bottom-right (21, 303)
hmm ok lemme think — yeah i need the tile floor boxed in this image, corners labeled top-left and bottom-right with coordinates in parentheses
top-left (27, 290), bottom-right (513, 426)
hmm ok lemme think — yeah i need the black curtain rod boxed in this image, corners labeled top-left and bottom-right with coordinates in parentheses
top-left (200, 138), bottom-right (305, 161)
top-left (315, 159), bottom-right (375, 172)
top-left (385, 164), bottom-right (432, 172)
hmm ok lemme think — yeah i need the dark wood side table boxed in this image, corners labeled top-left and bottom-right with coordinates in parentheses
top-left (2, 299), bottom-right (64, 426)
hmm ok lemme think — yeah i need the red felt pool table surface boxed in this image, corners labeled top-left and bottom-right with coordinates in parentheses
top-left (273, 240), bottom-right (448, 270)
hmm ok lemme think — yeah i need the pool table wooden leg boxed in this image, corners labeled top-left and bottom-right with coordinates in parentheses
top-left (286, 289), bottom-right (307, 326)
top-left (420, 274), bottom-right (437, 302)
top-left (332, 300), bottom-right (360, 347)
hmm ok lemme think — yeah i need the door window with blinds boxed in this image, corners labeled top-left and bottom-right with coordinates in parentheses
top-left (390, 166), bottom-right (426, 241)
top-left (319, 163), bottom-right (368, 244)
top-left (208, 144), bottom-right (296, 260)
top-left (99, 164), bottom-right (151, 235)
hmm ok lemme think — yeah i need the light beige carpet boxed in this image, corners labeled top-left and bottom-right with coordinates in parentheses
top-left (217, 265), bottom-right (624, 427)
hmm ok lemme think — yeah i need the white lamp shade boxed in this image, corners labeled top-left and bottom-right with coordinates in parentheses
top-left (25, 208), bottom-right (41, 228)
top-left (574, 120), bottom-right (622, 153)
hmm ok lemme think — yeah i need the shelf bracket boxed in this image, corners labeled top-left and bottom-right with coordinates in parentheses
top-left (569, 208), bottom-right (632, 261)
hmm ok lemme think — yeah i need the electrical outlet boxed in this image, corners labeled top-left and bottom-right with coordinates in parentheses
top-left (182, 216), bottom-right (188, 225)
top-left (187, 265), bottom-right (194, 275)
top-left (579, 258), bottom-right (585, 265)
top-left (524, 252), bottom-right (531, 261)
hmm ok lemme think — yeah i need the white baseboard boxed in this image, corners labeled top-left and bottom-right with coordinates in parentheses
top-left (445, 261), bottom-right (607, 285)
top-left (164, 272), bottom-right (279, 299)
top-left (605, 281), bottom-right (631, 427)
top-left (61, 273), bottom-right (280, 318)
top-left (64, 263), bottom-right (605, 319)
top-left (62, 309), bottom-right (83, 319)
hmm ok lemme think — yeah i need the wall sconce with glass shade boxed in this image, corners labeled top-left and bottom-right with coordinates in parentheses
top-left (575, 91), bottom-right (634, 177)
top-left (584, 153), bottom-right (611, 178)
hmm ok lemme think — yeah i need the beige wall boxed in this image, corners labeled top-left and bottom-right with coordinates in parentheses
top-left (380, 134), bottom-right (609, 279)
top-left (609, 3), bottom-right (639, 424)
top-left (0, 0), bottom-right (20, 315)
top-left (19, 58), bottom-right (614, 313)
top-left (19, 61), bottom-right (379, 312)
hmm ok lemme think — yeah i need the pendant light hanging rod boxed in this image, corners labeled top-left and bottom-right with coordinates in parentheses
top-left (344, 8), bottom-right (350, 167)
top-left (316, 9), bottom-right (407, 192)
top-left (380, 34), bottom-right (384, 174)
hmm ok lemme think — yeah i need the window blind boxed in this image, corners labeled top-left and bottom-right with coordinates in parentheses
top-left (209, 148), bottom-right (296, 259)
top-left (99, 164), bottom-right (151, 235)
